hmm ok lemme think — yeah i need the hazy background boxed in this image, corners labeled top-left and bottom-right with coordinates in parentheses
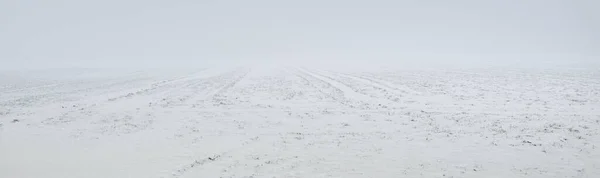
top-left (1, 0), bottom-right (598, 69)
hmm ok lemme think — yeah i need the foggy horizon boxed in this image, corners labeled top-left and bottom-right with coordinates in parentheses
top-left (2, 0), bottom-right (598, 69)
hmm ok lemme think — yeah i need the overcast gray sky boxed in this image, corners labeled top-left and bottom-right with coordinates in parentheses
top-left (1, 0), bottom-right (598, 68)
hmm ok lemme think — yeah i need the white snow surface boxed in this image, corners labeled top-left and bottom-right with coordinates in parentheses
top-left (1, 65), bottom-right (599, 178)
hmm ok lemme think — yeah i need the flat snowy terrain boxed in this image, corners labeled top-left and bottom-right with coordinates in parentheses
top-left (1, 65), bottom-right (599, 178)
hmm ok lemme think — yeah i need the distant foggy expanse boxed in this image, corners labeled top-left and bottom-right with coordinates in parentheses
top-left (1, 0), bottom-right (598, 69)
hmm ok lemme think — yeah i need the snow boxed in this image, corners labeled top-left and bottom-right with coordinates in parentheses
top-left (1, 65), bottom-right (599, 178)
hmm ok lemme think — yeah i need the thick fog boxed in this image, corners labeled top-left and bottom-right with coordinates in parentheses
top-left (1, 0), bottom-right (598, 69)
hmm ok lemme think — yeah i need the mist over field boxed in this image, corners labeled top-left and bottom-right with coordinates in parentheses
top-left (2, 0), bottom-right (599, 69)
top-left (1, 0), bottom-right (599, 178)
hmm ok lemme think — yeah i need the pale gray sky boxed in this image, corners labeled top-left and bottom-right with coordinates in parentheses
top-left (1, 0), bottom-right (598, 68)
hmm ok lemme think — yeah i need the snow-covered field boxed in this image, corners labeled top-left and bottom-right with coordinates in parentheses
top-left (1, 65), bottom-right (599, 178)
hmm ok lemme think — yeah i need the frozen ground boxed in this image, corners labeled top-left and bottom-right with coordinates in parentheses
top-left (1, 65), bottom-right (599, 178)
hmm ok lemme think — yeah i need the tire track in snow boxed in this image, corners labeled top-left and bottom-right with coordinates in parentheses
top-left (160, 68), bottom-right (251, 108)
top-left (105, 69), bottom-right (209, 102)
top-left (2, 69), bottom-right (204, 110)
top-left (298, 68), bottom-right (393, 110)
top-left (82, 68), bottom-right (250, 136)
top-left (137, 68), bottom-right (253, 178)
top-left (0, 70), bottom-right (153, 103)
top-left (166, 67), bottom-right (361, 178)
top-left (80, 67), bottom-right (250, 137)
top-left (229, 68), bottom-right (333, 110)
top-left (204, 68), bottom-right (251, 107)
top-left (315, 69), bottom-right (408, 103)
top-left (327, 70), bottom-right (422, 96)
top-left (40, 69), bottom-right (209, 126)
top-left (2, 71), bottom-right (199, 127)
top-left (163, 68), bottom-right (252, 139)
top-left (0, 73), bottom-right (154, 107)
top-left (291, 68), bottom-right (355, 108)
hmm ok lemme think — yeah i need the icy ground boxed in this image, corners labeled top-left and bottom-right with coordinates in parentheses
top-left (1, 65), bottom-right (599, 178)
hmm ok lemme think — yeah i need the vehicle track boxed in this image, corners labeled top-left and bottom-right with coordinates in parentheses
top-left (297, 68), bottom-right (392, 110)
top-left (314, 69), bottom-right (409, 103)
top-left (292, 68), bottom-right (358, 108)
top-left (334, 70), bottom-right (421, 95)
top-left (80, 68), bottom-right (252, 137)
top-left (38, 69), bottom-right (209, 127)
